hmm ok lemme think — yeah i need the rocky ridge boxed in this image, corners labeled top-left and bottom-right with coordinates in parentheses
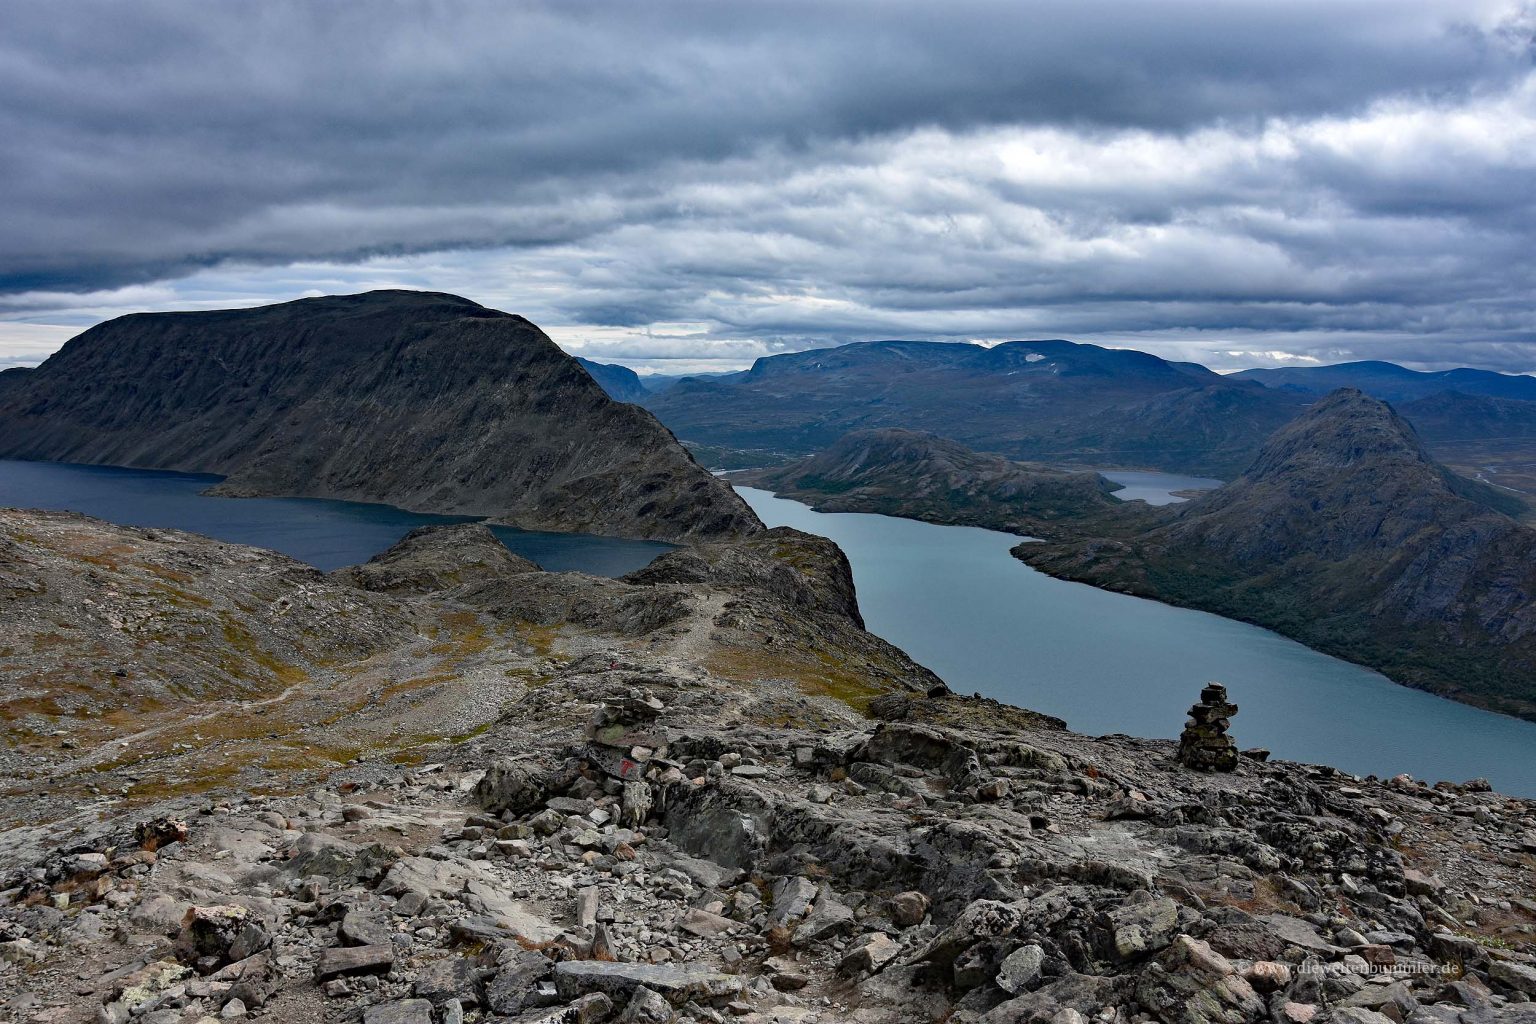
top-left (2, 510), bottom-right (1536, 1024)
top-left (735, 429), bottom-right (1126, 540)
top-left (0, 291), bottom-right (759, 542)
top-left (1233, 363), bottom-right (1536, 405)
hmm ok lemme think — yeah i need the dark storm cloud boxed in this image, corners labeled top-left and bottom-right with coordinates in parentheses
top-left (2, 0), bottom-right (1534, 370)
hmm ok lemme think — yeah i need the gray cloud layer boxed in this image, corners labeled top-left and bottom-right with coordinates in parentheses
top-left (2, 1), bottom-right (1534, 370)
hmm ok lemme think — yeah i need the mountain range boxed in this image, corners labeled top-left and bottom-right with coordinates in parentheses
top-left (623, 343), bottom-right (1536, 490)
top-left (0, 291), bottom-right (759, 542)
top-left (1235, 360), bottom-right (1536, 403)
top-left (642, 339), bottom-right (1306, 476)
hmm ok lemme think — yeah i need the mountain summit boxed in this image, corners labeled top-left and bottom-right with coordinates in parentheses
top-left (1019, 389), bottom-right (1536, 717)
top-left (0, 290), bottom-right (761, 541)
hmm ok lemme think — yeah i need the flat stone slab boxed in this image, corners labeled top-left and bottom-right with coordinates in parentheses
top-left (553, 960), bottom-right (744, 1005)
top-left (315, 943), bottom-right (395, 980)
top-left (340, 910), bottom-right (392, 948)
top-left (1261, 914), bottom-right (1341, 954)
top-left (362, 1000), bottom-right (433, 1024)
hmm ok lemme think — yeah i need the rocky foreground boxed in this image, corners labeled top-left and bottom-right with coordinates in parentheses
top-left (2, 513), bottom-right (1536, 1024)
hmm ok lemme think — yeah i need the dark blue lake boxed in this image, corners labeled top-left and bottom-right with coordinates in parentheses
top-left (0, 459), bottom-right (673, 576)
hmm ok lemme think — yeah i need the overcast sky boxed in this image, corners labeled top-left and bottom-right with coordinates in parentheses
top-left (2, 1), bottom-right (1534, 374)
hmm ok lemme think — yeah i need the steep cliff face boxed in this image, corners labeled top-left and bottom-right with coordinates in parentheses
top-left (576, 357), bottom-right (650, 403)
top-left (1018, 389), bottom-right (1536, 717)
top-left (737, 428), bottom-right (1125, 537)
top-left (0, 290), bottom-right (761, 542)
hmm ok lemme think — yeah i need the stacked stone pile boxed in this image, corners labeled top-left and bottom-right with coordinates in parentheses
top-left (1177, 682), bottom-right (1240, 772)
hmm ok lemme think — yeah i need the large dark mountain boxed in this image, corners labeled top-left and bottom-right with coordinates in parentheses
top-left (0, 290), bottom-right (761, 541)
top-left (1235, 360), bottom-right (1536, 403)
top-left (644, 339), bottom-right (1306, 475)
top-left (1017, 389), bottom-right (1536, 719)
top-left (737, 428), bottom-right (1126, 538)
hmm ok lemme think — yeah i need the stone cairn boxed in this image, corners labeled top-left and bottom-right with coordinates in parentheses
top-left (1176, 682), bottom-right (1239, 772)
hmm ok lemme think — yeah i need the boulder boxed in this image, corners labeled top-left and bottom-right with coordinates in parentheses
top-left (552, 961), bottom-right (744, 1006)
top-left (175, 906), bottom-right (264, 967)
top-left (283, 832), bottom-right (380, 883)
top-left (1135, 935), bottom-right (1265, 1024)
top-left (665, 798), bottom-right (770, 871)
top-left (314, 944), bottom-right (395, 981)
top-left (889, 891), bottom-right (931, 927)
top-left (475, 760), bottom-right (548, 816)
top-left (362, 1000), bottom-right (434, 1024)
top-left (340, 910), bottom-right (392, 948)
top-left (129, 895), bottom-right (191, 937)
top-left (915, 899), bottom-right (1025, 977)
top-left (792, 888), bottom-right (855, 946)
top-left (841, 933), bottom-right (901, 976)
top-left (413, 956), bottom-right (485, 1008)
top-left (768, 876), bottom-right (818, 926)
top-left (487, 949), bottom-right (555, 1016)
top-left (997, 944), bottom-right (1045, 995)
top-left (1491, 961), bottom-right (1536, 998)
top-left (1099, 897), bottom-right (1181, 961)
top-left (620, 985), bottom-right (675, 1023)
top-left (981, 973), bottom-right (1128, 1024)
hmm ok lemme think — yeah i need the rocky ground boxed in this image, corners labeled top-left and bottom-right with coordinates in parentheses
top-left (3, 512), bottom-right (1536, 1024)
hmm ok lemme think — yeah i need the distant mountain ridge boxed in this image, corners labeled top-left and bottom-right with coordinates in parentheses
top-left (644, 338), bottom-right (1306, 476)
top-left (1399, 391), bottom-right (1536, 443)
top-left (1235, 360), bottom-right (1536, 403)
top-left (1017, 389), bottom-right (1536, 719)
top-left (0, 290), bottom-right (761, 541)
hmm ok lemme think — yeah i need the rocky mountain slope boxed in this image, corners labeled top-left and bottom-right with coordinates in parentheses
top-left (1016, 389), bottom-right (1536, 719)
top-left (1236, 361), bottom-right (1536, 404)
top-left (736, 429), bottom-right (1130, 539)
top-left (1400, 392), bottom-right (1536, 445)
top-left (0, 508), bottom-right (932, 838)
top-left (1397, 393), bottom-right (1536, 502)
top-left (4, 508), bottom-right (1536, 1024)
top-left (643, 340), bottom-right (1305, 476)
top-left (0, 291), bottom-right (759, 542)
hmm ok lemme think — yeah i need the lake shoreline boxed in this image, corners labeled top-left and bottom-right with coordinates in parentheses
top-left (738, 485), bottom-right (1536, 795)
top-left (0, 458), bottom-right (674, 577)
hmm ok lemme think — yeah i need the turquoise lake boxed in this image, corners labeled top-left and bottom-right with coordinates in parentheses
top-left (738, 485), bottom-right (1536, 796)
